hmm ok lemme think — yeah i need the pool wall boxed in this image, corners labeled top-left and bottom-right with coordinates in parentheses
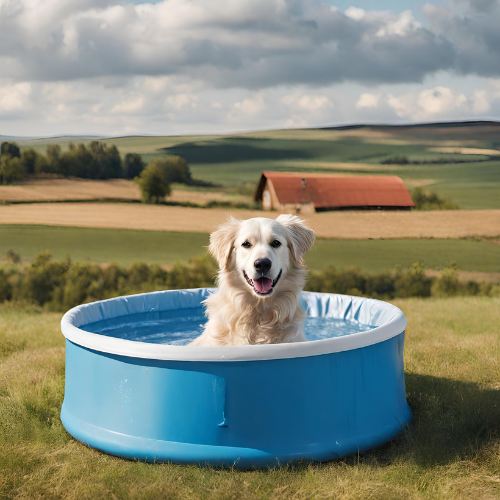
top-left (61, 289), bottom-right (412, 468)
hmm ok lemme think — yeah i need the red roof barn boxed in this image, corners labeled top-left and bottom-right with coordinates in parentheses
top-left (254, 172), bottom-right (415, 213)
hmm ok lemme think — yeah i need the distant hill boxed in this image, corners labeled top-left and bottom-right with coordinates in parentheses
top-left (320, 120), bottom-right (500, 131)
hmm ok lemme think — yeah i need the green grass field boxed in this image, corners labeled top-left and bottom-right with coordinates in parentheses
top-left (1, 297), bottom-right (498, 499)
top-left (1, 225), bottom-right (499, 273)
top-left (15, 124), bottom-right (500, 210)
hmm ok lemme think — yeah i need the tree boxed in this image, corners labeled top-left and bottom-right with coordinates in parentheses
top-left (20, 148), bottom-right (38, 175)
top-left (124, 153), bottom-right (145, 179)
top-left (135, 163), bottom-right (171, 203)
top-left (88, 141), bottom-right (123, 179)
top-left (143, 156), bottom-right (193, 185)
top-left (46, 144), bottom-right (62, 174)
top-left (1, 141), bottom-right (20, 159)
top-left (0, 155), bottom-right (25, 184)
top-left (163, 156), bottom-right (193, 184)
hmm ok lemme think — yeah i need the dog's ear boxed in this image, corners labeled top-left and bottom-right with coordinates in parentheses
top-left (209, 217), bottom-right (241, 270)
top-left (276, 214), bottom-right (315, 267)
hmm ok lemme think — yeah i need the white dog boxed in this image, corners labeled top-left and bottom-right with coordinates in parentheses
top-left (191, 215), bottom-right (315, 346)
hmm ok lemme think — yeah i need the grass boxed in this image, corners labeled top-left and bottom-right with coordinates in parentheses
top-left (15, 124), bottom-right (500, 210)
top-left (1, 225), bottom-right (500, 273)
top-left (0, 297), bottom-right (498, 498)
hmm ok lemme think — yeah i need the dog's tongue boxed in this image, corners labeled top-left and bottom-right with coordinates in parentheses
top-left (254, 277), bottom-right (273, 294)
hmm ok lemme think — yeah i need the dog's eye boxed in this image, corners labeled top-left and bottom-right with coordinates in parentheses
top-left (241, 241), bottom-right (252, 248)
top-left (270, 239), bottom-right (282, 248)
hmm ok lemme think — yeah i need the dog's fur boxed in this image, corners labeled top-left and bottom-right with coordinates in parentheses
top-left (191, 215), bottom-right (315, 346)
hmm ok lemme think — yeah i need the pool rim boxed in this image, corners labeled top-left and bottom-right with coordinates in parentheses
top-left (61, 288), bottom-right (407, 362)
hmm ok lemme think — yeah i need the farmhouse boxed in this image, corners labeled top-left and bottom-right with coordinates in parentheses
top-left (255, 172), bottom-right (415, 213)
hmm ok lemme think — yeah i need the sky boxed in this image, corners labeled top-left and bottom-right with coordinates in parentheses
top-left (1, 0), bottom-right (500, 137)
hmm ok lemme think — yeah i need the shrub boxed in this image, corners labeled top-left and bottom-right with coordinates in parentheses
top-left (6, 249), bottom-right (21, 264)
top-left (394, 262), bottom-right (433, 298)
top-left (0, 269), bottom-right (12, 302)
top-left (381, 156), bottom-right (409, 165)
top-left (411, 188), bottom-right (459, 210)
top-left (16, 252), bottom-right (70, 306)
top-left (0, 253), bottom-right (496, 311)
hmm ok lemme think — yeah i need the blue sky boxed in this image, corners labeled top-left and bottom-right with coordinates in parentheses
top-left (0, 0), bottom-right (499, 136)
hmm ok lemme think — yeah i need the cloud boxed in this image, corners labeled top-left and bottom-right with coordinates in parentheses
top-left (231, 94), bottom-right (265, 117)
top-left (356, 93), bottom-right (380, 109)
top-left (387, 86), bottom-right (468, 121)
top-left (423, 0), bottom-right (500, 78)
top-left (282, 93), bottom-right (334, 112)
top-left (0, 82), bottom-right (31, 114)
top-left (111, 96), bottom-right (144, 114)
top-left (471, 89), bottom-right (491, 114)
top-left (2, 1), bottom-right (500, 135)
top-left (0, 0), bottom-right (459, 88)
top-left (165, 93), bottom-right (199, 110)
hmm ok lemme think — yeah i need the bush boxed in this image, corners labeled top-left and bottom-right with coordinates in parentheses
top-left (0, 253), bottom-right (496, 311)
top-left (0, 251), bottom-right (217, 311)
top-left (0, 269), bottom-right (12, 302)
top-left (411, 187), bottom-right (459, 210)
top-left (381, 156), bottom-right (409, 165)
top-left (6, 249), bottom-right (21, 264)
top-left (135, 162), bottom-right (171, 203)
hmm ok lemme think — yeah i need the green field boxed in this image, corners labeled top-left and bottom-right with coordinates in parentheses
top-left (1, 225), bottom-right (500, 273)
top-left (15, 123), bottom-right (500, 210)
top-left (1, 297), bottom-right (498, 498)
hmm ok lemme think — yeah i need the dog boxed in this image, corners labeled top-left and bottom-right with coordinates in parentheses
top-left (191, 214), bottom-right (315, 346)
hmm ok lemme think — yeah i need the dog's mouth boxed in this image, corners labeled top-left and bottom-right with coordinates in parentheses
top-left (243, 270), bottom-right (282, 296)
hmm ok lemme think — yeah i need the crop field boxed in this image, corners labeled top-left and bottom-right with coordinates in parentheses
top-left (15, 123), bottom-right (500, 210)
top-left (0, 297), bottom-right (498, 499)
top-left (0, 179), bottom-right (250, 205)
top-left (1, 225), bottom-right (499, 275)
top-left (1, 203), bottom-right (500, 240)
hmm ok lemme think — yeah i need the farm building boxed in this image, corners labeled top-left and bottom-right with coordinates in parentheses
top-left (254, 172), bottom-right (415, 213)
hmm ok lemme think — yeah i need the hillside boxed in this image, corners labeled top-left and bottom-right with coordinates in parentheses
top-left (10, 121), bottom-right (500, 210)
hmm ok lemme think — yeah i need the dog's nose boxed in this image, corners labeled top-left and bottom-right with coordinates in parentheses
top-left (254, 258), bottom-right (272, 274)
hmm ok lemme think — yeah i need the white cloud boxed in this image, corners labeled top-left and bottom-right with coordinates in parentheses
top-left (232, 94), bottom-right (265, 116)
top-left (0, 0), bottom-right (458, 87)
top-left (111, 96), bottom-right (144, 114)
top-left (0, 82), bottom-right (31, 113)
top-left (0, 1), bottom-right (500, 135)
top-left (282, 93), bottom-right (334, 113)
top-left (356, 93), bottom-right (380, 109)
top-left (387, 86), bottom-right (468, 121)
top-left (375, 10), bottom-right (421, 37)
top-left (471, 89), bottom-right (490, 114)
top-left (344, 7), bottom-right (365, 21)
top-left (165, 93), bottom-right (199, 110)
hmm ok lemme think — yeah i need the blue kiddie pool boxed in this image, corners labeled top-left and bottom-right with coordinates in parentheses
top-left (60, 289), bottom-right (412, 468)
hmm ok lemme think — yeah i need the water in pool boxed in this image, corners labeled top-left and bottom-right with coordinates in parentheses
top-left (83, 307), bottom-right (376, 345)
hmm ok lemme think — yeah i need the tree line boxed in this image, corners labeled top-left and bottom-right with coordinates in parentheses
top-left (0, 140), bottom-right (216, 203)
top-left (0, 252), bottom-right (497, 312)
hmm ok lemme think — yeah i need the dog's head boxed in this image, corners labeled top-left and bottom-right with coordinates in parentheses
top-left (209, 215), bottom-right (315, 298)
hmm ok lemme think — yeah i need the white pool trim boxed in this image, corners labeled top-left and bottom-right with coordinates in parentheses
top-left (61, 288), bottom-right (407, 362)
